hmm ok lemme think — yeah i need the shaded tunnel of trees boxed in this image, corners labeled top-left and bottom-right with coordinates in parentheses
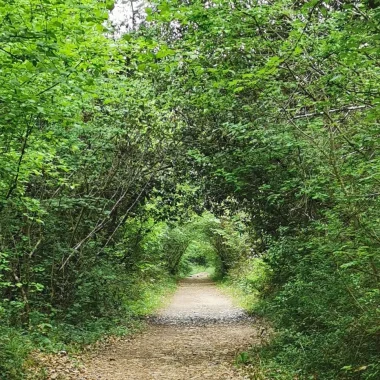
top-left (0, 0), bottom-right (379, 379)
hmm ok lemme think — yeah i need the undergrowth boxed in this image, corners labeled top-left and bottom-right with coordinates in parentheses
top-left (219, 257), bottom-right (271, 313)
top-left (0, 275), bottom-right (176, 380)
top-left (222, 240), bottom-right (380, 380)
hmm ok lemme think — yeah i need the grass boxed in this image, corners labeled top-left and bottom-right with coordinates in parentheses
top-left (187, 265), bottom-right (216, 277)
top-left (128, 277), bottom-right (177, 316)
top-left (1, 275), bottom-right (178, 380)
top-left (217, 278), bottom-right (259, 314)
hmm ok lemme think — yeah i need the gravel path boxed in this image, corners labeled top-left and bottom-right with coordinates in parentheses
top-left (150, 273), bottom-right (249, 325)
top-left (86, 273), bottom-right (259, 379)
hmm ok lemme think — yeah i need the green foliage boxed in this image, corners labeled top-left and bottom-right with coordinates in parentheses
top-left (210, 214), bottom-right (252, 278)
top-left (256, 233), bottom-right (380, 379)
top-left (222, 257), bottom-right (272, 312)
top-left (1, 0), bottom-right (380, 378)
top-left (0, 326), bottom-right (32, 380)
top-left (138, 0), bottom-right (380, 378)
top-left (177, 215), bottom-right (220, 276)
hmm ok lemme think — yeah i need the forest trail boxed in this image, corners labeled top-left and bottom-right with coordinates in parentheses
top-left (86, 273), bottom-right (260, 379)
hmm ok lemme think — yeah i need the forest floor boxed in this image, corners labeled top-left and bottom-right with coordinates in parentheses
top-left (84, 273), bottom-right (261, 380)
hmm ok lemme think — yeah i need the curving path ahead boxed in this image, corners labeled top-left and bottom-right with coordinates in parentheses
top-left (86, 273), bottom-right (259, 379)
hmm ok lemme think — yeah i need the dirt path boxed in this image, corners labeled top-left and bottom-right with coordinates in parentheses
top-left (86, 273), bottom-right (259, 379)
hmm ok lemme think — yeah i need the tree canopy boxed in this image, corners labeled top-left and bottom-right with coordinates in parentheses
top-left (1, 0), bottom-right (379, 379)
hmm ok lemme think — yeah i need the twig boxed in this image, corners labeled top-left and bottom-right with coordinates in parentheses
top-left (293, 105), bottom-right (370, 119)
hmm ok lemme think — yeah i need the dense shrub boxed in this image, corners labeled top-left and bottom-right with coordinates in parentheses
top-left (0, 326), bottom-right (33, 380)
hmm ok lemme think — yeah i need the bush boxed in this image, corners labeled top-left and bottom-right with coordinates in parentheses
top-left (250, 232), bottom-right (380, 379)
top-left (0, 326), bottom-right (32, 380)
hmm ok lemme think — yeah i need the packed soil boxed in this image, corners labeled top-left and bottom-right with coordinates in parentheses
top-left (85, 273), bottom-right (261, 380)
